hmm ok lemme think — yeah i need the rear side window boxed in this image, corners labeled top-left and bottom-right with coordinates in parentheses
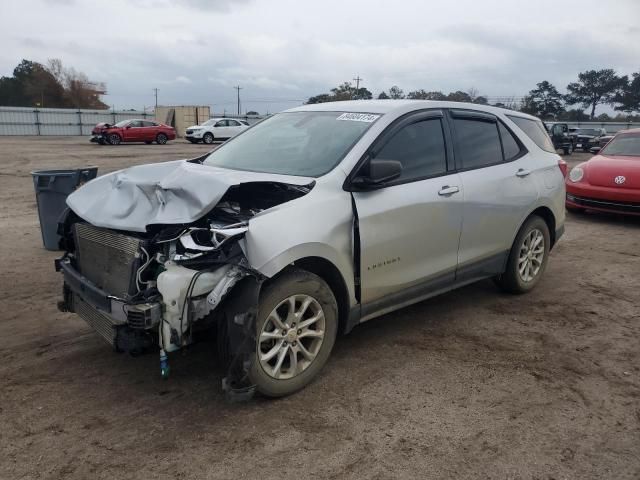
top-left (375, 118), bottom-right (447, 182)
top-left (452, 118), bottom-right (502, 169)
top-left (507, 115), bottom-right (555, 153)
top-left (498, 122), bottom-right (523, 161)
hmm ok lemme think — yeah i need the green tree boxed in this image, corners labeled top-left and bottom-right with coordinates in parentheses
top-left (353, 87), bottom-right (373, 100)
top-left (388, 85), bottom-right (405, 99)
top-left (565, 69), bottom-right (627, 119)
top-left (0, 58), bottom-right (107, 108)
top-left (307, 82), bottom-right (372, 103)
top-left (520, 81), bottom-right (565, 119)
top-left (446, 91), bottom-right (472, 102)
top-left (558, 109), bottom-right (590, 121)
top-left (614, 72), bottom-right (640, 114)
top-left (377, 91), bottom-right (390, 99)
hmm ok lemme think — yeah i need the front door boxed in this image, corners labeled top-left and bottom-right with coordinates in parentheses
top-left (123, 120), bottom-right (145, 142)
top-left (351, 112), bottom-right (463, 314)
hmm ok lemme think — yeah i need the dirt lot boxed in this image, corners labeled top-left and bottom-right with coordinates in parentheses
top-left (0, 137), bottom-right (639, 479)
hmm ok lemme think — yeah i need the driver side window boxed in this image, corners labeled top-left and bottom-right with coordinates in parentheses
top-left (374, 118), bottom-right (448, 183)
top-left (215, 120), bottom-right (228, 127)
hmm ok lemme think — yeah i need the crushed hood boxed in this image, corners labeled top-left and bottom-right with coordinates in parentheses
top-left (66, 160), bottom-right (314, 232)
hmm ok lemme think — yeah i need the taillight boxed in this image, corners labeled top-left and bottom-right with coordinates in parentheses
top-left (558, 158), bottom-right (568, 178)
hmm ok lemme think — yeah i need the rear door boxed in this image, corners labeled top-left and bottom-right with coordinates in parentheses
top-left (449, 110), bottom-right (538, 281)
top-left (141, 120), bottom-right (158, 141)
top-left (351, 110), bottom-right (463, 313)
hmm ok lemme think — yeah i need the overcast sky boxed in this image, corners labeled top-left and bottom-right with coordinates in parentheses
top-left (2, 0), bottom-right (639, 114)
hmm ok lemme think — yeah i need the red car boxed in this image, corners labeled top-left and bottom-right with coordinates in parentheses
top-left (566, 128), bottom-right (640, 216)
top-left (91, 119), bottom-right (176, 145)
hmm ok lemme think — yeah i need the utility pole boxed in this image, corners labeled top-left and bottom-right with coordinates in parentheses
top-left (153, 88), bottom-right (159, 110)
top-left (233, 85), bottom-right (243, 115)
top-left (352, 75), bottom-right (363, 99)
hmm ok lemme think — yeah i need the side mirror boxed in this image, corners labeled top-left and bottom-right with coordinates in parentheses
top-left (350, 159), bottom-right (402, 190)
top-left (125, 125), bottom-right (132, 129)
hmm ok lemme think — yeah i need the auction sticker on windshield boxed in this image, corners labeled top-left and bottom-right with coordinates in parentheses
top-left (336, 113), bottom-right (380, 122)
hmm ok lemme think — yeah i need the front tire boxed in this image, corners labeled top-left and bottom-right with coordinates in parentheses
top-left (495, 216), bottom-right (550, 294)
top-left (249, 270), bottom-right (338, 397)
top-left (156, 133), bottom-right (168, 145)
top-left (108, 133), bottom-right (121, 145)
top-left (203, 132), bottom-right (214, 144)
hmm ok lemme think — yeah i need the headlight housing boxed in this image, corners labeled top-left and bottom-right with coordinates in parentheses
top-left (569, 167), bottom-right (584, 183)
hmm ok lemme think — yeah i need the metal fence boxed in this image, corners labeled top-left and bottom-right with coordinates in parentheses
top-left (0, 106), bottom-right (268, 135)
top-left (0, 106), bottom-right (157, 136)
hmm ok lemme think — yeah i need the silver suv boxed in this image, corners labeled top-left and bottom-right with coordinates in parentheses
top-left (56, 100), bottom-right (566, 398)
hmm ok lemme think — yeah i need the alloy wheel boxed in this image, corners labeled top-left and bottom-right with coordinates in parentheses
top-left (258, 294), bottom-right (326, 380)
top-left (518, 228), bottom-right (545, 282)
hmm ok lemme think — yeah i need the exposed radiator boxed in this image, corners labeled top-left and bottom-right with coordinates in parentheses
top-left (75, 295), bottom-right (125, 346)
top-left (73, 223), bottom-right (146, 298)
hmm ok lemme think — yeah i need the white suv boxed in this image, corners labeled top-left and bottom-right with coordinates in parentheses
top-left (185, 118), bottom-right (249, 144)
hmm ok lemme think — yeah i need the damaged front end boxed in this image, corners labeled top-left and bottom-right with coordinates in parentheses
top-left (56, 167), bottom-right (313, 399)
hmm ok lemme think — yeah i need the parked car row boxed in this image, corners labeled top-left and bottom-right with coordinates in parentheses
top-left (545, 123), bottom-right (613, 155)
top-left (90, 117), bottom-right (251, 146)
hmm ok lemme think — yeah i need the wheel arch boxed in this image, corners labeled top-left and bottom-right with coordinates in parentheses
top-left (266, 256), bottom-right (353, 336)
top-left (526, 206), bottom-right (557, 248)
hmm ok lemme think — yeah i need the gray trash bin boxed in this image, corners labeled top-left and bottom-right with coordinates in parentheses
top-left (31, 167), bottom-right (98, 250)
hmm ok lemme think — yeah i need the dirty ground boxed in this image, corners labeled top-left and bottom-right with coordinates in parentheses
top-left (0, 137), bottom-right (638, 479)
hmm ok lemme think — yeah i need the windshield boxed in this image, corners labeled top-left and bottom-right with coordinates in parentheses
top-left (113, 120), bottom-right (132, 127)
top-left (202, 119), bottom-right (217, 126)
top-left (576, 128), bottom-right (601, 136)
top-left (203, 111), bottom-right (379, 177)
top-left (600, 134), bottom-right (640, 157)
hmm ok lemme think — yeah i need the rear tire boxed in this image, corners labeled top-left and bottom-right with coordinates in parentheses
top-left (156, 133), bottom-right (168, 145)
top-left (563, 143), bottom-right (573, 155)
top-left (495, 215), bottom-right (550, 294)
top-left (248, 269), bottom-right (338, 397)
top-left (203, 132), bottom-right (214, 144)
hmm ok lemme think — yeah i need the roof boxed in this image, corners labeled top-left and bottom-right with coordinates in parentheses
top-left (287, 99), bottom-right (539, 120)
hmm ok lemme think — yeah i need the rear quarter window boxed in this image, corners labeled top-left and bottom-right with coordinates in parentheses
top-left (507, 115), bottom-right (555, 153)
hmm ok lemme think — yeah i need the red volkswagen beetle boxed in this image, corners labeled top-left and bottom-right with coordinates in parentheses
top-left (566, 128), bottom-right (640, 216)
top-left (91, 119), bottom-right (176, 145)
